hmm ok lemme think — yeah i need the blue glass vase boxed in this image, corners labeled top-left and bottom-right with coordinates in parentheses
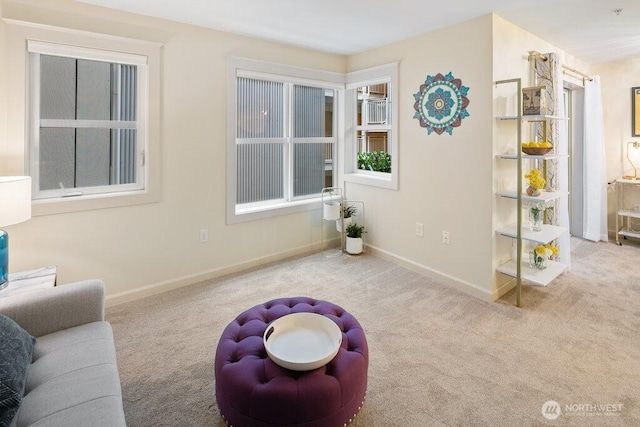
top-left (0, 230), bottom-right (8, 288)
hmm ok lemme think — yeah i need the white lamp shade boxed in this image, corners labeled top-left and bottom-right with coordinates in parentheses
top-left (0, 176), bottom-right (32, 227)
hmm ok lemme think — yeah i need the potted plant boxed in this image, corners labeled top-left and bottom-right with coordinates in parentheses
top-left (336, 204), bottom-right (357, 232)
top-left (323, 189), bottom-right (340, 221)
top-left (345, 223), bottom-right (365, 255)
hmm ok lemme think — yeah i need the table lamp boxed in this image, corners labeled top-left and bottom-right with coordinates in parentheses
top-left (0, 176), bottom-right (32, 290)
top-left (623, 141), bottom-right (640, 180)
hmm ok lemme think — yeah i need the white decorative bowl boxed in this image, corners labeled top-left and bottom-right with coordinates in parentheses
top-left (263, 313), bottom-right (342, 371)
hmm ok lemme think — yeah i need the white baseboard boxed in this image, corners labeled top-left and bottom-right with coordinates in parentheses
top-left (107, 239), bottom-right (495, 307)
top-left (106, 240), bottom-right (331, 307)
top-left (365, 244), bottom-right (494, 302)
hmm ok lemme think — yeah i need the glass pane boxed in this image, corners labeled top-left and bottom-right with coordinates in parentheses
top-left (293, 143), bottom-right (333, 197)
top-left (111, 129), bottom-right (137, 185)
top-left (40, 55), bottom-right (137, 121)
top-left (40, 56), bottom-right (76, 120)
top-left (237, 78), bottom-right (284, 139)
top-left (357, 131), bottom-right (391, 173)
top-left (39, 128), bottom-right (75, 190)
top-left (357, 83), bottom-right (389, 126)
top-left (236, 143), bottom-right (284, 204)
top-left (76, 128), bottom-right (110, 187)
top-left (293, 86), bottom-right (334, 138)
top-left (39, 128), bottom-right (137, 191)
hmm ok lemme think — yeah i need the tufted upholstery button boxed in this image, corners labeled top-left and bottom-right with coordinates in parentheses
top-left (215, 297), bottom-right (368, 427)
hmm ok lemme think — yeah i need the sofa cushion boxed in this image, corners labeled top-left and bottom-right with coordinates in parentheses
top-left (11, 321), bottom-right (126, 427)
top-left (0, 314), bottom-right (36, 426)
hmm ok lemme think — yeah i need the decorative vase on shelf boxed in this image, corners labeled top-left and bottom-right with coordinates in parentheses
top-left (529, 208), bottom-right (543, 231)
top-left (529, 249), bottom-right (547, 270)
top-left (526, 185), bottom-right (540, 197)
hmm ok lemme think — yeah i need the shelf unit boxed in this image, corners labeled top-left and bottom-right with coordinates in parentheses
top-left (615, 178), bottom-right (640, 245)
top-left (494, 78), bottom-right (569, 306)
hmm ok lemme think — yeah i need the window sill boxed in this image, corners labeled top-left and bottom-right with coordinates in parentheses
top-left (344, 171), bottom-right (398, 190)
top-left (32, 188), bottom-right (160, 216)
top-left (228, 197), bottom-right (323, 224)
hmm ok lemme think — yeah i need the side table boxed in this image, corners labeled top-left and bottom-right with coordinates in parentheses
top-left (0, 266), bottom-right (57, 297)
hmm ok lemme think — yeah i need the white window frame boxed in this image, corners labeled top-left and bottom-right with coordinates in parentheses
top-left (226, 57), bottom-right (344, 224)
top-left (28, 41), bottom-right (147, 200)
top-left (345, 63), bottom-right (399, 190)
top-left (10, 20), bottom-right (162, 216)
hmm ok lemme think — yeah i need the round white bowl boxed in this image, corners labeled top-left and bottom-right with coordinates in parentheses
top-left (263, 313), bottom-right (342, 371)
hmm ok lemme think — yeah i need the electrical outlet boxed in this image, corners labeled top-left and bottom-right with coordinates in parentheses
top-left (416, 222), bottom-right (424, 238)
top-left (199, 229), bottom-right (208, 243)
top-left (442, 230), bottom-right (450, 245)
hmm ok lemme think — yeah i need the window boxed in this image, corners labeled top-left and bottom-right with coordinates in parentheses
top-left (345, 63), bottom-right (398, 190)
top-left (227, 58), bottom-right (343, 223)
top-left (27, 39), bottom-right (158, 211)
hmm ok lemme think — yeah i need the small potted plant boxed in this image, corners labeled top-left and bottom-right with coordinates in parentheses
top-left (345, 223), bottom-right (365, 255)
top-left (323, 189), bottom-right (340, 221)
top-left (336, 204), bottom-right (357, 232)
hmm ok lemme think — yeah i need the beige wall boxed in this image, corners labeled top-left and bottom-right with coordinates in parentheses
top-left (0, 0), bottom-right (346, 302)
top-left (2, 1), bottom-right (635, 304)
top-left (593, 58), bottom-right (640, 234)
top-left (344, 15), bottom-right (495, 299)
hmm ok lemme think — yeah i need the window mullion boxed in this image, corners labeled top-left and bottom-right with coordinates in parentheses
top-left (285, 83), bottom-right (293, 202)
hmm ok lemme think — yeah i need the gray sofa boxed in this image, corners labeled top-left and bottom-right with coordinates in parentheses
top-left (0, 280), bottom-right (126, 426)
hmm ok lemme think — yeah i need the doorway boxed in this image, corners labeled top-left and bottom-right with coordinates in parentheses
top-left (566, 85), bottom-right (585, 238)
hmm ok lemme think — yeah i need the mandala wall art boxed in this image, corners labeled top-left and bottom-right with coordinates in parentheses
top-left (413, 72), bottom-right (470, 136)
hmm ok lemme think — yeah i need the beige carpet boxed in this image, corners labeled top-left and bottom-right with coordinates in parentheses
top-left (107, 238), bottom-right (640, 426)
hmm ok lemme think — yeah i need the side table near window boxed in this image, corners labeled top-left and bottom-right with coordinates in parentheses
top-left (0, 266), bottom-right (57, 297)
top-left (615, 178), bottom-right (640, 245)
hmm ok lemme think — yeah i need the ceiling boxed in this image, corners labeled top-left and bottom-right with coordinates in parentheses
top-left (77, 0), bottom-right (640, 64)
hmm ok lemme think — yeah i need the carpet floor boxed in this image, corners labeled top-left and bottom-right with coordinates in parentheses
top-left (107, 238), bottom-right (640, 426)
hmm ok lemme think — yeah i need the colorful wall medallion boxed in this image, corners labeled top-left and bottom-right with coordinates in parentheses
top-left (413, 72), bottom-right (470, 135)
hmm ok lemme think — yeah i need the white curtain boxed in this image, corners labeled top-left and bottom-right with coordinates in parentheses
top-left (553, 57), bottom-right (572, 268)
top-left (583, 76), bottom-right (608, 242)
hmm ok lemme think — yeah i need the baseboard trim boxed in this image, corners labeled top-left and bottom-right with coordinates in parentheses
top-left (365, 245), bottom-right (493, 302)
top-left (105, 240), bottom-right (332, 307)
top-left (106, 239), bottom-right (496, 307)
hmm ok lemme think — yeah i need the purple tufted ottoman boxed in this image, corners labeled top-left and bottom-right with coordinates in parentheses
top-left (215, 297), bottom-right (368, 427)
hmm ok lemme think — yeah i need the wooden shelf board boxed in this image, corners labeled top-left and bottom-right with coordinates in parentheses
top-left (495, 115), bottom-right (569, 121)
top-left (496, 224), bottom-right (567, 244)
top-left (496, 259), bottom-right (568, 287)
top-left (617, 178), bottom-right (640, 185)
top-left (618, 230), bottom-right (640, 239)
top-left (497, 153), bottom-right (569, 160)
top-left (497, 190), bottom-right (567, 202)
top-left (617, 210), bottom-right (640, 219)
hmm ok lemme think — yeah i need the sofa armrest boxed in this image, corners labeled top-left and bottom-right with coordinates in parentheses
top-left (0, 279), bottom-right (105, 337)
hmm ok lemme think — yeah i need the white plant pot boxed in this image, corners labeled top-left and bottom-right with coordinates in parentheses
top-left (323, 201), bottom-right (341, 221)
top-left (346, 237), bottom-right (363, 255)
top-left (336, 216), bottom-right (352, 232)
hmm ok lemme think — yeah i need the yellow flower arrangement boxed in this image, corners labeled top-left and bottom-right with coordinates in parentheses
top-left (531, 243), bottom-right (559, 269)
top-left (525, 169), bottom-right (546, 190)
top-left (534, 244), bottom-right (558, 257)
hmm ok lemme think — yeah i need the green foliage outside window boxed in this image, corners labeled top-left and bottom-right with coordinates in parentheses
top-left (357, 151), bottom-right (391, 173)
